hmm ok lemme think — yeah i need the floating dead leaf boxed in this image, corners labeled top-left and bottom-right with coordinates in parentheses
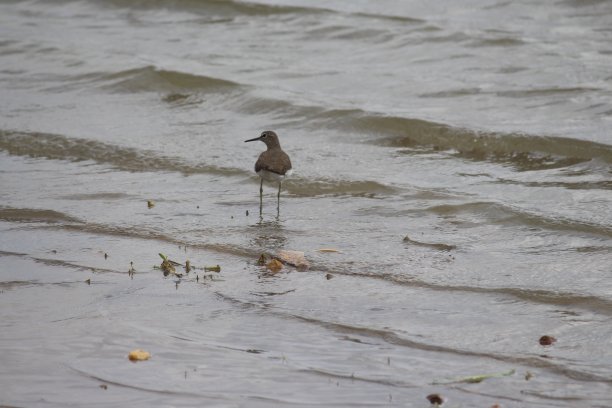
top-left (266, 259), bottom-right (283, 273)
top-left (426, 393), bottom-right (444, 405)
top-left (99, 384), bottom-right (108, 390)
top-left (539, 335), bottom-right (556, 346)
top-left (128, 349), bottom-right (151, 362)
top-left (147, 200), bottom-right (155, 209)
top-left (204, 265), bottom-right (221, 273)
top-left (318, 248), bottom-right (340, 253)
top-left (325, 273), bottom-right (334, 280)
top-left (275, 250), bottom-right (310, 271)
top-left (85, 278), bottom-right (91, 285)
top-left (185, 260), bottom-right (191, 273)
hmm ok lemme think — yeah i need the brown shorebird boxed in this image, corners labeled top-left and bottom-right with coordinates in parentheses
top-left (244, 130), bottom-right (292, 214)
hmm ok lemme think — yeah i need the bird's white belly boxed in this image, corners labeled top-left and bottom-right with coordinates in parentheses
top-left (257, 169), bottom-right (292, 182)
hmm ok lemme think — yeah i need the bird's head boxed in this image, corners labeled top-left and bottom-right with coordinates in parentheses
top-left (245, 130), bottom-right (281, 149)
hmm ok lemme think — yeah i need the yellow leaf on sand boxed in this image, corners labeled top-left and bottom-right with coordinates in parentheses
top-left (128, 349), bottom-right (151, 362)
top-left (266, 259), bottom-right (283, 273)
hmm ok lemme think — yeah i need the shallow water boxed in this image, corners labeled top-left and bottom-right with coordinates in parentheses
top-left (1, 0), bottom-right (611, 407)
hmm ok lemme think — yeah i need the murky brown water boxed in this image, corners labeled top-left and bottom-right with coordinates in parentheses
top-left (1, 1), bottom-right (611, 407)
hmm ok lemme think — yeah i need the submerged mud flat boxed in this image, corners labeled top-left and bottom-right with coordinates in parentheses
top-left (1, 0), bottom-right (612, 407)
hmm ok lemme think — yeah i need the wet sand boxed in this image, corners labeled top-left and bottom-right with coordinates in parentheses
top-left (1, 0), bottom-right (612, 406)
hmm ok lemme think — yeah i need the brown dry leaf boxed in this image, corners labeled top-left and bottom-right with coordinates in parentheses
top-left (128, 349), bottom-right (151, 362)
top-left (318, 248), bottom-right (340, 253)
top-left (426, 393), bottom-right (444, 405)
top-left (276, 250), bottom-right (310, 271)
top-left (539, 335), bottom-right (557, 346)
top-left (266, 259), bottom-right (283, 273)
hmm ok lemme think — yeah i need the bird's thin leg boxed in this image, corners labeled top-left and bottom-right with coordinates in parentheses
top-left (277, 182), bottom-right (281, 214)
top-left (259, 178), bottom-right (264, 216)
top-left (259, 178), bottom-right (263, 216)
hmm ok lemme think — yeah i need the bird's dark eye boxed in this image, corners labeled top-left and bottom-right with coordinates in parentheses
top-left (261, 133), bottom-right (267, 138)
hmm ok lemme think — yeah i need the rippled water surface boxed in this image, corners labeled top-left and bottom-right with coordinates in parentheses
top-left (1, 0), bottom-right (611, 407)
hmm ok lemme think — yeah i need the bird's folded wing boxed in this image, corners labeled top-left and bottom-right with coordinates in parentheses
top-left (255, 151), bottom-right (292, 175)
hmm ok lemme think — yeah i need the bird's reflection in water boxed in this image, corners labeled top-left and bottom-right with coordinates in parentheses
top-left (248, 218), bottom-right (287, 251)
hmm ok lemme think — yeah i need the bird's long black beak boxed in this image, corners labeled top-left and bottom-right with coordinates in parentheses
top-left (244, 136), bottom-right (261, 143)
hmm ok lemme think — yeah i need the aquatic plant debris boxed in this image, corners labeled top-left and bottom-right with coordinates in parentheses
top-left (154, 254), bottom-right (222, 282)
top-left (128, 349), bottom-right (151, 362)
top-left (204, 265), bottom-right (221, 272)
top-left (159, 253), bottom-right (182, 277)
top-left (257, 253), bottom-right (267, 266)
top-left (318, 248), bottom-right (340, 253)
top-left (128, 261), bottom-right (135, 278)
top-left (147, 200), bottom-right (155, 209)
top-left (433, 368), bottom-right (515, 385)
